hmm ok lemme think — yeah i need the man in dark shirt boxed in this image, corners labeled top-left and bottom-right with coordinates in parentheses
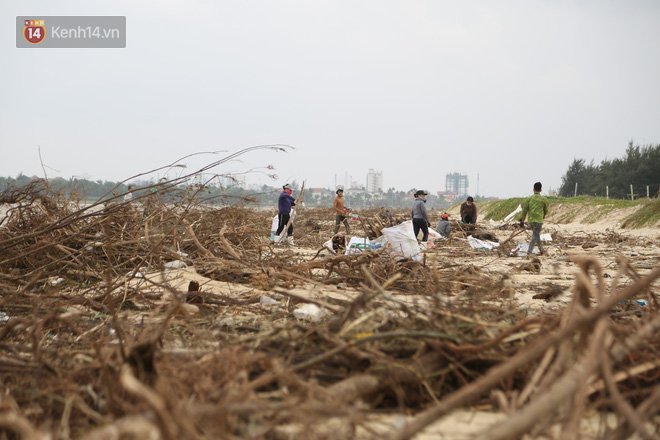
top-left (460, 196), bottom-right (477, 224)
top-left (276, 183), bottom-right (296, 245)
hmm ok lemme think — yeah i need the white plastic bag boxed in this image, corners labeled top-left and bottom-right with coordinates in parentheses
top-left (467, 236), bottom-right (500, 250)
top-left (346, 236), bottom-right (371, 255)
top-left (270, 215), bottom-right (279, 239)
top-left (380, 220), bottom-right (421, 258)
top-left (510, 242), bottom-right (542, 256)
top-left (293, 304), bottom-right (329, 322)
top-left (260, 295), bottom-right (278, 306)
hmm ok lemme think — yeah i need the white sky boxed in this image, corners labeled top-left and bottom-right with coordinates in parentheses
top-left (2, 0), bottom-right (659, 198)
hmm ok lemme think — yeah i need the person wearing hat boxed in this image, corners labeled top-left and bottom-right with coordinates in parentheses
top-left (276, 183), bottom-right (296, 245)
top-left (412, 190), bottom-right (430, 249)
top-left (436, 213), bottom-right (451, 238)
top-left (460, 196), bottom-right (477, 224)
top-left (333, 188), bottom-right (350, 234)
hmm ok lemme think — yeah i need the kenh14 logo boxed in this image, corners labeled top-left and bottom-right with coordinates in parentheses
top-left (24, 20), bottom-right (46, 44)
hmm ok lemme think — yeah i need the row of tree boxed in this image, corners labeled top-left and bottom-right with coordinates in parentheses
top-left (558, 142), bottom-right (660, 199)
top-left (0, 175), bottom-right (130, 200)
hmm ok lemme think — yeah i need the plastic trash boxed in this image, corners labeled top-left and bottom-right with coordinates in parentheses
top-left (0, 311), bottom-right (10, 322)
top-left (217, 317), bottom-right (235, 326)
top-left (468, 236), bottom-right (500, 250)
top-left (323, 237), bottom-right (334, 252)
top-left (293, 303), bottom-right (328, 322)
top-left (164, 260), bottom-right (187, 269)
top-left (380, 220), bottom-right (421, 259)
top-left (510, 242), bottom-right (543, 257)
top-left (504, 205), bottom-right (523, 222)
top-left (260, 295), bottom-right (278, 306)
top-left (540, 233), bottom-right (553, 242)
top-left (50, 277), bottom-right (64, 286)
top-left (270, 215), bottom-right (278, 240)
top-left (346, 237), bottom-right (372, 255)
top-left (426, 227), bottom-right (444, 242)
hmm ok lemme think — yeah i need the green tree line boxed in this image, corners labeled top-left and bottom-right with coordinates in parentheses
top-left (559, 141), bottom-right (660, 199)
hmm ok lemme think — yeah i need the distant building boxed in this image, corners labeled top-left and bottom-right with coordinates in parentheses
top-left (366, 169), bottom-right (383, 193)
top-left (193, 173), bottom-right (218, 187)
top-left (308, 188), bottom-right (332, 198)
top-left (445, 173), bottom-right (469, 197)
top-left (218, 174), bottom-right (246, 189)
top-left (437, 191), bottom-right (459, 202)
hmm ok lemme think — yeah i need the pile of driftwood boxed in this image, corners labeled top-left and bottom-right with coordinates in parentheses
top-left (1, 182), bottom-right (660, 439)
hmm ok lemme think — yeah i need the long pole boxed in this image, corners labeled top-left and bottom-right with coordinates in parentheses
top-left (574, 182), bottom-right (578, 197)
top-left (630, 184), bottom-right (634, 200)
top-left (647, 185), bottom-right (650, 199)
top-left (606, 185), bottom-right (609, 200)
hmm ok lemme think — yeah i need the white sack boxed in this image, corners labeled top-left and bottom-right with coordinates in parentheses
top-left (346, 236), bottom-right (371, 255)
top-left (380, 220), bottom-right (421, 258)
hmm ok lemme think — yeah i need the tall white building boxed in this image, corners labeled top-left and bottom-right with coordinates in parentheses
top-left (366, 169), bottom-right (383, 193)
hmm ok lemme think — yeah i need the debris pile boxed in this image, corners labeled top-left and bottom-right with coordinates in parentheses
top-left (1, 183), bottom-right (660, 439)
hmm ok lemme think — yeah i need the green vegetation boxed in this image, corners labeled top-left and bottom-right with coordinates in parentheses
top-left (621, 198), bottom-right (660, 228)
top-left (480, 195), bottom-right (659, 228)
top-left (559, 141), bottom-right (660, 199)
top-left (481, 198), bottom-right (525, 221)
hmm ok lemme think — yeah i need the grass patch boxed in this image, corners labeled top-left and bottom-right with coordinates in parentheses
top-left (620, 198), bottom-right (660, 228)
top-left (553, 206), bottom-right (581, 223)
top-left (479, 196), bottom-right (646, 224)
top-left (582, 205), bottom-right (618, 224)
top-left (481, 198), bottom-right (526, 221)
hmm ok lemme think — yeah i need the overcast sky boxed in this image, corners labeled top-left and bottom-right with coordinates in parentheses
top-left (2, 0), bottom-right (659, 198)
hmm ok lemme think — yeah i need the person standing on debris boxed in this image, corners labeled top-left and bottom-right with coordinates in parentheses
top-left (378, 206), bottom-right (393, 223)
top-left (124, 185), bottom-right (135, 203)
top-left (276, 183), bottom-right (296, 245)
top-left (437, 213), bottom-right (451, 238)
top-left (412, 190), bottom-right (430, 249)
top-left (333, 188), bottom-right (350, 235)
top-left (460, 196), bottom-right (477, 224)
top-left (520, 182), bottom-right (549, 256)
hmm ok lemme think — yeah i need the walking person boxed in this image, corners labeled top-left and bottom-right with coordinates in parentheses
top-left (460, 196), bottom-right (477, 224)
top-left (333, 188), bottom-right (350, 235)
top-left (276, 183), bottom-right (296, 245)
top-left (411, 190), bottom-right (430, 249)
top-left (520, 182), bottom-right (549, 256)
